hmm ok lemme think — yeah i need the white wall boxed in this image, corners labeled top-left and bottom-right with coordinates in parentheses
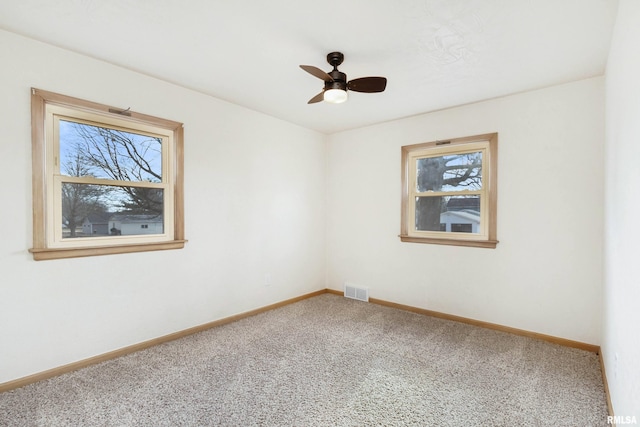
top-left (327, 77), bottom-right (604, 344)
top-left (0, 30), bottom-right (327, 384)
top-left (603, 0), bottom-right (640, 418)
top-left (0, 24), bottom-right (616, 393)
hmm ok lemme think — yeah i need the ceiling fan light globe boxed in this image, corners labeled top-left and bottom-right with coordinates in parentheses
top-left (324, 89), bottom-right (348, 104)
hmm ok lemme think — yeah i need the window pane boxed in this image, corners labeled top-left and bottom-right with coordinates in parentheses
top-left (415, 195), bottom-right (480, 233)
top-left (416, 151), bottom-right (482, 192)
top-left (59, 120), bottom-right (162, 183)
top-left (61, 183), bottom-right (164, 238)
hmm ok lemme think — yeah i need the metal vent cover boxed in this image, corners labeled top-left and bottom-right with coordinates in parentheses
top-left (344, 283), bottom-right (369, 302)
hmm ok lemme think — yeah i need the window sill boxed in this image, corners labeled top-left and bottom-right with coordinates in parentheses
top-left (29, 240), bottom-right (187, 261)
top-left (399, 235), bottom-right (498, 249)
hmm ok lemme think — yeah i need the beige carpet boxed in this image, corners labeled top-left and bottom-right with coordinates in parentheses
top-left (0, 293), bottom-right (608, 426)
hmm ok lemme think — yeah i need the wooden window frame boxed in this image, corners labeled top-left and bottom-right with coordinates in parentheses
top-left (400, 133), bottom-right (498, 249)
top-left (30, 88), bottom-right (186, 260)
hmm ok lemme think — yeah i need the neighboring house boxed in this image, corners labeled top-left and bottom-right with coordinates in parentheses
top-left (108, 214), bottom-right (164, 236)
top-left (82, 213), bottom-right (110, 236)
top-left (83, 214), bottom-right (163, 236)
top-left (440, 210), bottom-right (480, 233)
top-left (440, 197), bottom-right (480, 233)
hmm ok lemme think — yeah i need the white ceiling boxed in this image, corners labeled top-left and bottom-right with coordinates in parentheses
top-left (0, 0), bottom-right (618, 134)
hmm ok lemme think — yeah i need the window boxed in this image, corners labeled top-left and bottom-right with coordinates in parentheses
top-left (30, 88), bottom-right (186, 260)
top-left (400, 133), bottom-right (498, 248)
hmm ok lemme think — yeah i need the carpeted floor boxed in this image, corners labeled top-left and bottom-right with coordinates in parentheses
top-left (0, 293), bottom-right (608, 426)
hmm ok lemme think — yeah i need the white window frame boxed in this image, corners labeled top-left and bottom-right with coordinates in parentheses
top-left (400, 133), bottom-right (498, 249)
top-left (30, 88), bottom-right (186, 260)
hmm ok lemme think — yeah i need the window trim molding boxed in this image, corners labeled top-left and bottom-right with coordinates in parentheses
top-left (30, 88), bottom-right (186, 260)
top-left (400, 132), bottom-right (498, 249)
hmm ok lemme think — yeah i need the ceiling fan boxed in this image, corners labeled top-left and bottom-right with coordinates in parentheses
top-left (300, 52), bottom-right (387, 104)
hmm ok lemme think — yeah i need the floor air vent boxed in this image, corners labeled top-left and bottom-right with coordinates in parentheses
top-left (344, 283), bottom-right (369, 302)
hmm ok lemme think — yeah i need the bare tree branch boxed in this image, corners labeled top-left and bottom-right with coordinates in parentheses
top-left (67, 122), bottom-right (163, 216)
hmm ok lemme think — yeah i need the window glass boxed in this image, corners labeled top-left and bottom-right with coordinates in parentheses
top-left (415, 195), bottom-right (480, 233)
top-left (416, 151), bottom-right (482, 192)
top-left (59, 120), bottom-right (163, 182)
top-left (60, 183), bottom-right (164, 239)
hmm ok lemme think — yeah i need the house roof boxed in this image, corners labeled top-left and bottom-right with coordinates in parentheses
top-left (0, 1), bottom-right (618, 134)
top-left (109, 214), bottom-right (163, 223)
top-left (83, 213), bottom-right (111, 224)
top-left (441, 210), bottom-right (480, 223)
top-left (446, 197), bottom-right (480, 211)
top-left (83, 213), bottom-right (163, 224)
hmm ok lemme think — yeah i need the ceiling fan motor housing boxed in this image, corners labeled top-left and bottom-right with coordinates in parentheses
top-left (326, 70), bottom-right (347, 91)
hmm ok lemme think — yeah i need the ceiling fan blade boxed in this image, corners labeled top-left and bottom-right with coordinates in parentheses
top-left (307, 91), bottom-right (325, 104)
top-left (300, 65), bottom-right (333, 82)
top-left (347, 76), bottom-right (387, 93)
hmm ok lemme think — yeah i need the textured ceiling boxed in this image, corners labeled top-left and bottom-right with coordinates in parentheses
top-left (0, 0), bottom-right (618, 134)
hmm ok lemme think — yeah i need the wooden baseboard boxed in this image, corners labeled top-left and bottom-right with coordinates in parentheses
top-left (0, 288), bottom-right (605, 395)
top-left (326, 288), bottom-right (599, 353)
top-left (599, 351), bottom-right (615, 421)
top-left (0, 289), bottom-right (326, 393)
